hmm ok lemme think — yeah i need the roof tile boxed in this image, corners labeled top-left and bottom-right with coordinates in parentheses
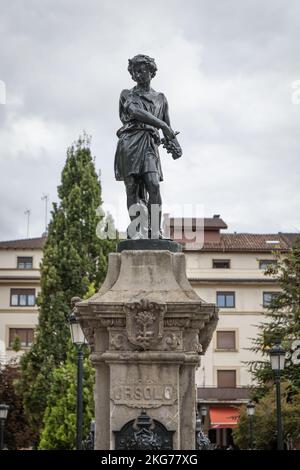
top-left (0, 236), bottom-right (47, 250)
top-left (184, 233), bottom-right (299, 252)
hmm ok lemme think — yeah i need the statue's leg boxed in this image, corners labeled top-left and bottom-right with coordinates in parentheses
top-left (124, 175), bottom-right (148, 239)
top-left (124, 175), bottom-right (139, 220)
top-left (143, 172), bottom-right (162, 239)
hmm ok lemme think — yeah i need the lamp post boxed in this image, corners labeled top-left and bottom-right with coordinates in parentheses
top-left (0, 404), bottom-right (9, 450)
top-left (200, 406), bottom-right (207, 426)
top-left (83, 419), bottom-right (95, 450)
top-left (246, 401), bottom-right (255, 450)
top-left (195, 407), bottom-right (211, 450)
top-left (195, 410), bottom-right (202, 449)
top-left (269, 340), bottom-right (286, 451)
top-left (69, 309), bottom-right (86, 450)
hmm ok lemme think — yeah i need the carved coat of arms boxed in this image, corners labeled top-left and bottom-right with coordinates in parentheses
top-left (124, 299), bottom-right (166, 350)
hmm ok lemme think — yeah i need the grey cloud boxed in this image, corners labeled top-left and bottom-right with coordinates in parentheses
top-left (0, 0), bottom-right (300, 240)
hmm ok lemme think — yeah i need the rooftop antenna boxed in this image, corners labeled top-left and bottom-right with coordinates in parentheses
top-left (24, 209), bottom-right (31, 238)
top-left (41, 194), bottom-right (49, 234)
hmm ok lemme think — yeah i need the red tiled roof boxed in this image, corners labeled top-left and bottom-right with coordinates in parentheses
top-left (279, 233), bottom-right (300, 246)
top-left (168, 217), bottom-right (228, 230)
top-left (184, 233), bottom-right (300, 253)
top-left (0, 236), bottom-right (47, 250)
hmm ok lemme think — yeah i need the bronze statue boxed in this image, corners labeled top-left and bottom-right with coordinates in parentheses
top-left (114, 54), bottom-right (182, 239)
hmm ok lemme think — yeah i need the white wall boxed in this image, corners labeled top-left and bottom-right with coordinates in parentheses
top-left (184, 251), bottom-right (278, 388)
top-left (0, 248), bottom-right (42, 362)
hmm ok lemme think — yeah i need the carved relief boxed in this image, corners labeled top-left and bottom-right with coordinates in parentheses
top-left (124, 299), bottom-right (166, 350)
top-left (111, 379), bottom-right (176, 408)
top-left (115, 411), bottom-right (174, 450)
top-left (163, 333), bottom-right (181, 350)
top-left (78, 318), bottom-right (98, 351)
top-left (100, 318), bottom-right (126, 328)
top-left (110, 332), bottom-right (128, 350)
top-left (190, 319), bottom-right (205, 330)
top-left (164, 318), bottom-right (189, 328)
top-left (83, 326), bottom-right (95, 349)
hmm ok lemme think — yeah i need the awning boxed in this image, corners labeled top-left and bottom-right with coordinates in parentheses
top-left (209, 406), bottom-right (240, 429)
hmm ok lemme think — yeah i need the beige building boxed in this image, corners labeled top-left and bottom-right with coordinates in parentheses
top-left (0, 237), bottom-right (45, 363)
top-left (167, 215), bottom-right (298, 447)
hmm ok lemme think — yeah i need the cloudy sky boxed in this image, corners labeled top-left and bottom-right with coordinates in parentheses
top-left (0, 0), bottom-right (300, 240)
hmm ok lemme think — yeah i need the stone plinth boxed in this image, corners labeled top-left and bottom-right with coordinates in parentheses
top-left (75, 248), bottom-right (218, 450)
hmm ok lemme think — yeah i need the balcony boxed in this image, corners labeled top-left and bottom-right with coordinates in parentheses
top-left (197, 386), bottom-right (251, 402)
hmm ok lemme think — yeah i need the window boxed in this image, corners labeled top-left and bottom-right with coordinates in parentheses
top-left (17, 256), bottom-right (33, 269)
top-left (9, 328), bottom-right (34, 348)
top-left (263, 291), bottom-right (280, 308)
top-left (216, 331), bottom-right (236, 350)
top-left (10, 289), bottom-right (35, 306)
top-left (217, 370), bottom-right (236, 388)
top-left (216, 292), bottom-right (235, 308)
top-left (213, 259), bottom-right (230, 269)
top-left (259, 259), bottom-right (277, 270)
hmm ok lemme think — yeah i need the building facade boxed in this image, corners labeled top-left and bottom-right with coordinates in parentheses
top-left (167, 215), bottom-right (298, 447)
top-left (0, 224), bottom-right (298, 447)
top-left (0, 237), bottom-right (45, 362)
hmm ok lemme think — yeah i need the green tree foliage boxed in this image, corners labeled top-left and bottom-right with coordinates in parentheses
top-left (38, 352), bottom-right (94, 450)
top-left (11, 335), bottom-right (21, 353)
top-left (235, 237), bottom-right (300, 447)
top-left (233, 384), bottom-right (300, 449)
top-left (16, 134), bottom-right (117, 440)
top-left (0, 361), bottom-right (36, 449)
top-left (38, 284), bottom-right (96, 449)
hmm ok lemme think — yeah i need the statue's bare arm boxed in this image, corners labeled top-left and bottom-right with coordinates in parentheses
top-left (127, 100), bottom-right (175, 140)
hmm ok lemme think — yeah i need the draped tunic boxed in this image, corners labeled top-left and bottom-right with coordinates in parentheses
top-left (114, 87), bottom-right (168, 181)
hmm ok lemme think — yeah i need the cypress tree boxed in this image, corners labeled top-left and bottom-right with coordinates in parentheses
top-left (38, 284), bottom-right (96, 450)
top-left (17, 134), bottom-right (116, 440)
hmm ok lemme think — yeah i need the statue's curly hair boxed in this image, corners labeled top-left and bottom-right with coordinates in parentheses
top-left (128, 54), bottom-right (157, 79)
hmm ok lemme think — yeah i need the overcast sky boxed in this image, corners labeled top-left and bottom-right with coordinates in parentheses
top-left (0, 0), bottom-right (300, 240)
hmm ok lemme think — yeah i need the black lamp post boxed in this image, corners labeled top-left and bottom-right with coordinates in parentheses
top-left (246, 401), bottom-right (255, 450)
top-left (269, 340), bottom-right (286, 451)
top-left (195, 410), bottom-right (202, 449)
top-left (200, 406), bottom-right (207, 426)
top-left (82, 419), bottom-right (95, 450)
top-left (69, 310), bottom-right (86, 450)
top-left (195, 407), bottom-right (212, 450)
top-left (0, 404), bottom-right (9, 450)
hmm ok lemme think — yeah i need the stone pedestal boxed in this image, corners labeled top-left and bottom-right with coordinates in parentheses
top-left (75, 247), bottom-right (218, 450)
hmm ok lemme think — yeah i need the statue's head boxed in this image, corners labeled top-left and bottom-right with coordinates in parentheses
top-left (128, 54), bottom-right (157, 83)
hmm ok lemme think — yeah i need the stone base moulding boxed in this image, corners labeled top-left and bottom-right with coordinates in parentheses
top-left (75, 248), bottom-right (218, 450)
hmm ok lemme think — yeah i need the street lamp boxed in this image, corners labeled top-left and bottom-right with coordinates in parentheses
top-left (195, 408), bottom-right (211, 450)
top-left (200, 406), bottom-right (207, 425)
top-left (269, 340), bottom-right (286, 450)
top-left (82, 419), bottom-right (95, 450)
top-left (0, 404), bottom-right (9, 450)
top-left (246, 401), bottom-right (255, 450)
top-left (195, 409), bottom-right (202, 449)
top-left (69, 306), bottom-right (86, 450)
top-left (195, 410), bottom-right (202, 433)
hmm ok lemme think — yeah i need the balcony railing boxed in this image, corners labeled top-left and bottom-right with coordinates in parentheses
top-left (197, 387), bottom-right (251, 401)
